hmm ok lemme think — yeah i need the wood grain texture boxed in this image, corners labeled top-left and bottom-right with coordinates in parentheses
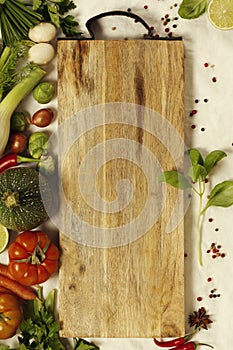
top-left (57, 39), bottom-right (185, 338)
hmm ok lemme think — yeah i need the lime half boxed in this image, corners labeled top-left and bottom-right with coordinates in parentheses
top-left (0, 224), bottom-right (9, 253)
top-left (208, 0), bottom-right (233, 30)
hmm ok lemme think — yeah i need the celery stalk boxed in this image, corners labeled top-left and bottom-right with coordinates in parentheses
top-left (0, 64), bottom-right (46, 156)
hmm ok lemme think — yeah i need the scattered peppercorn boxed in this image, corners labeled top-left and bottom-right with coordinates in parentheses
top-left (197, 296), bottom-right (202, 302)
top-left (212, 77), bottom-right (217, 82)
top-left (201, 127), bottom-right (205, 132)
top-left (206, 242), bottom-right (226, 259)
top-left (191, 125), bottom-right (196, 129)
top-left (209, 288), bottom-right (221, 299)
top-left (204, 62), bottom-right (209, 67)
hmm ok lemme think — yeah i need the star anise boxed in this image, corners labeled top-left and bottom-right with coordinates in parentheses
top-left (188, 307), bottom-right (213, 330)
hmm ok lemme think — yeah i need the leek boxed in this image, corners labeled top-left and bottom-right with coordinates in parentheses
top-left (0, 63), bottom-right (46, 156)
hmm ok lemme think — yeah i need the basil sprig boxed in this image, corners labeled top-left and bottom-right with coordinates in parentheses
top-left (159, 148), bottom-right (233, 265)
top-left (178, 0), bottom-right (208, 19)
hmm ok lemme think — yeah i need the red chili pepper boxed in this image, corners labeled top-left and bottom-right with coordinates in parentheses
top-left (0, 154), bottom-right (39, 174)
top-left (153, 329), bottom-right (199, 348)
top-left (0, 154), bottom-right (18, 173)
top-left (168, 342), bottom-right (214, 350)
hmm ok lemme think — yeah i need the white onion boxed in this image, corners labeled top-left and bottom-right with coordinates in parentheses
top-left (28, 22), bottom-right (57, 43)
top-left (28, 43), bottom-right (55, 65)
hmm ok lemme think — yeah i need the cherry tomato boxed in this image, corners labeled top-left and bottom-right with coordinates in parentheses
top-left (8, 231), bottom-right (59, 286)
top-left (0, 293), bottom-right (22, 339)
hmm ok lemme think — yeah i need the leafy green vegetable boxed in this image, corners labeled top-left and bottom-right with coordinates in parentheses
top-left (0, 0), bottom-right (42, 46)
top-left (17, 288), bottom-right (65, 350)
top-left (73, 338), bottom-right (100, 350)
top-left (0, 288), bottom-right (100, 350)
top-left (0, 41), bottom-right (32, 102)
top-left (158, 170), bottom-right (191, 189)
top-left (159, 148), bottom-right (233, 265)
top-left (204, 181), bottom-right (233, 211)
top-left (204, 150), bottom-right (227, 175)
top-left (0, 62), bottom-right (46, 156)
top-left (33, 0), bottom-right (81, 37)
top-left (188, 164), bottom-right (207, 182)
top-left (178, 0), bottom-right (207, 19)
top-left (188, 148), bottom-right (204, 166)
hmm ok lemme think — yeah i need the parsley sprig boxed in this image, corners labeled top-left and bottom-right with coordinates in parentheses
top-left (32, 0), bottom-right (81, 37)
top-left (0, 287), bottom-right (99, 350)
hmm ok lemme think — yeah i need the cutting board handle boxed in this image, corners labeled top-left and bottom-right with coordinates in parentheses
top-left (86, 10), bottom-right (154, 39)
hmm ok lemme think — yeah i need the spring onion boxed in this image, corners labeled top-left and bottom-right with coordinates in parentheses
top-left (0, 0), bottom-right (42, 46)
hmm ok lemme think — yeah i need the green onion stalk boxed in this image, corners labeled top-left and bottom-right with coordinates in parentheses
top-left (0, 63), bottom-right (46, 156)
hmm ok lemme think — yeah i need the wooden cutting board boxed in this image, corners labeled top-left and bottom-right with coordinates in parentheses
top-left (57, 38), bottom-right (185, 338)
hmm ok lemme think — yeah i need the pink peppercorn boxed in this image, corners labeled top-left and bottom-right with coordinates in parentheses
top-left (204, 62), bottom-right (209, 67)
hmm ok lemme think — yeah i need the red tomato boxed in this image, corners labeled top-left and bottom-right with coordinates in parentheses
top-left (0, 293), bottom-right (22, 339)
top-left (8, 231), bottom-right (59, 286)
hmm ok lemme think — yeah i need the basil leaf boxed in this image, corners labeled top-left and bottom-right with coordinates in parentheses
top-left (204, 150), bottom-right (227, 175)
top-left (178, 0), bottom-right (207, 19)
top-left (188, 164), bottom-right (207, 182)
top-left (158, 170), bottom-right (192, 189)
top-left (204, 181), bottom-right (233, 210)
top-left (188, 148), bottom-right (204, 166)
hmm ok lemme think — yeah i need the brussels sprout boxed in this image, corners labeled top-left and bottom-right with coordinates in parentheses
top-left (33, 81), bottom-right (55, 104)
top-left (10, 111), bottom-right (29, 132)
top-left (38, 155), bottom-right (56, 176)
top-left (28, 132), bottom-right (50, 159)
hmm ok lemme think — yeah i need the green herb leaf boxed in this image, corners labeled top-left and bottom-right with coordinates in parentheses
top-left (32, 0), bottom-right (80, 36)
top-left (73, 338), bottom-right (100, 350)
top-left (203, 181), bottom-right (233, 212)
top-left (188, 164), bottom-right (207, 182)
top-left (158, 170), bottom-right (192, 189)
top-left (188, 148), bottom-right (204, 166)
top-left (178, 0), bottom-right (207, 19)
top-left (204, 150), bottom-right (227, 175)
